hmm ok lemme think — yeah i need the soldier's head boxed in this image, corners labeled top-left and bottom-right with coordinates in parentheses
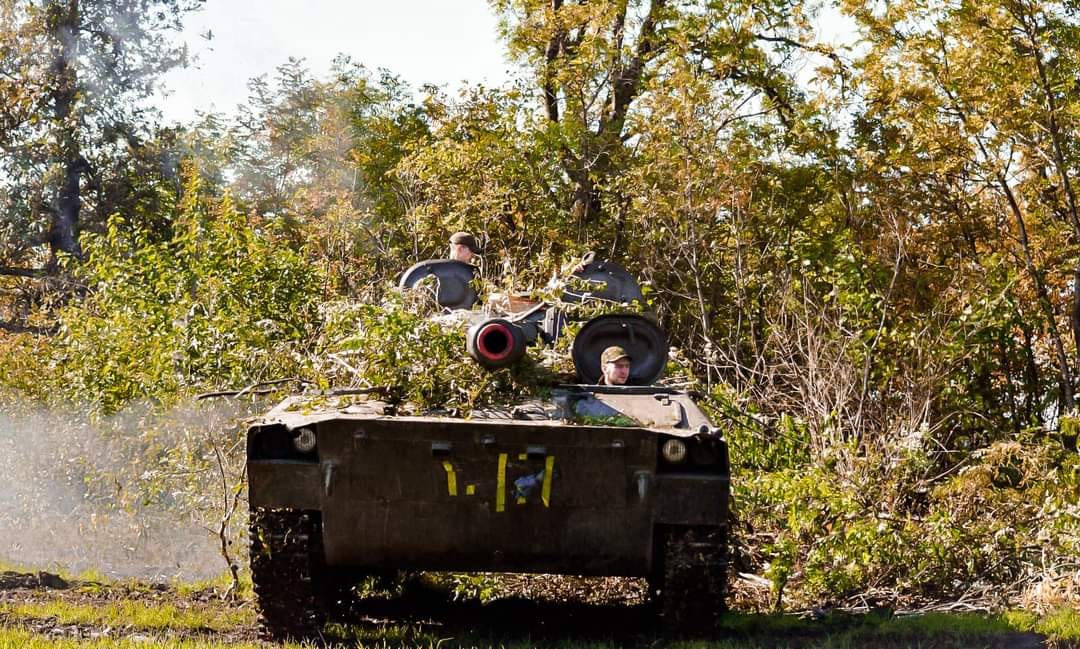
top-left (449, 231), bottom-right (480, 263)
top-left (600, 346), bottom-right (632, 385)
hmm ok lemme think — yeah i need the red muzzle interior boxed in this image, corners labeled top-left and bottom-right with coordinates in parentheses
top-left (476, 322), bottom-right (514, 361)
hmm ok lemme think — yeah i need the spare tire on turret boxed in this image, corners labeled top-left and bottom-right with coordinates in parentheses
top-left (571, 314), bottom-right (668, 385)
top-left (563, 258), bottom-right (645, 305)
top-left (398, 259), bottom-right (479, 310)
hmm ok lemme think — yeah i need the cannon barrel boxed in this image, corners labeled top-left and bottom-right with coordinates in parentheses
top-left (466, 318), bottom-right (526, 369)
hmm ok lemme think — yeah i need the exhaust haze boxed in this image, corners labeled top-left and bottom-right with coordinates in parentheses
top-left (0, 398), bottom-right (256, 582)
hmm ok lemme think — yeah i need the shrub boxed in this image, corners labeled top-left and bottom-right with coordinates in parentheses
top-left (43, 169), bottom-right (325, 414)
top-left (735, 436), bottom-right (1080, 610)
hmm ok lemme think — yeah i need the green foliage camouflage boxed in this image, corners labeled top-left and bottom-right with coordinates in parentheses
top-left (313, 292), bottom-right (559, 412)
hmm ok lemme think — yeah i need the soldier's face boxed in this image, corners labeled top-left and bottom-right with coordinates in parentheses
top-left (602, 359), bottom-right (631, 385)
top-left (449, 243), bottom-right (474, 263)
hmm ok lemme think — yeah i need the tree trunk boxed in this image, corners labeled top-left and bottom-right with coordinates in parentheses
top-left (551, 0), bottom-right (666, 233)
top-left (1074, 266), bottom-right (1080, 360)
top-left (569, 166), bottom-right (604, 231)
top-left (1000, 175), bottom-right (1075, 411)
top-left (542, 0), bottom-right (563, 123)
top-left (1020, 321), bottom-right (1041, 426)
top-left (1020, 14), bottom-right (1080, 371)
top-left (47, 0), bottom-right (83, 262)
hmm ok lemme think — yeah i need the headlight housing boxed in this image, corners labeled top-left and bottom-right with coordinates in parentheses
top-left (661, 438), bottom-right (688, 463)
top-left (247, 424), bottom-right (319, 461)
top-left (293, 427), bottom-right (317, 453)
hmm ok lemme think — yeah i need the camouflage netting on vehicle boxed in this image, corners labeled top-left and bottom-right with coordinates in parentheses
top-left (310, 287), bottom-right (697, 415)
top-left (312, 292), bottom-right (560, 414)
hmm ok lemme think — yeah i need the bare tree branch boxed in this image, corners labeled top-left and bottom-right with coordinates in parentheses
top-left (605, 0), bottom-right (667, 136)
top-left (0, 319), bottom-right (55, 335)
top-left (0, 266), bottom-right (49, 278)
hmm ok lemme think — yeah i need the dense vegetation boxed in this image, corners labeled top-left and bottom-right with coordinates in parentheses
top-left (0, 0), bottom-right (1077, 613)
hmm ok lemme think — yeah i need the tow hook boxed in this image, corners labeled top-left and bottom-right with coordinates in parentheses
top-left (635, 470), bottom-right (650, 502)
top-left (323, 462), bottom-right (335, 497)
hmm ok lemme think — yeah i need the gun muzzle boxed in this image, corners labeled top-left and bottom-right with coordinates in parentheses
top-left (467, 318), bottom-right (526, 368)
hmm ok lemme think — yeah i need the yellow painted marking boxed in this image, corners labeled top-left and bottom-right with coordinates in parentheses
top-left (496, 453), bottom-right (507, 512)
top-left (516, 496), bottom-right (526, 505)
top-left (518, 453), bottom-right (527, 460)
top-left (442, 461), bottom-right (458, 496)
top-left (466, 484), bottom-right (475, 496)
top-left (541, 455), bottom-right (555, 507)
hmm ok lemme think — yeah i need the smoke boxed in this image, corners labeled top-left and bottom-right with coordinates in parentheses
top-left (0, 396), bottom-right (258, 582)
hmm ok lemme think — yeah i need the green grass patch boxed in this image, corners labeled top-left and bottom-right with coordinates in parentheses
top-left (174, 571), bottom-right (252, 600)
top-left (0, 562), bottom-right (118, 587)
top-left (675, 609), bottom-right (1080, 648)
top-left (320, 609), bottom-right (1061, 648)
top-left (2, 597), bottom-right (1078, 648)
top-left (0, 559), bottom-right (29, 573)
top-left (874, 611), bottom-right (1020, 636)
top-left (0, 600), bottom-right (253, 632)
top-left (0, 627), bottom-right (286, 648)
top-left (1001, 607), bottom-right (1080, 641)
top-left (1036, 607), bottom-right (1080, 640)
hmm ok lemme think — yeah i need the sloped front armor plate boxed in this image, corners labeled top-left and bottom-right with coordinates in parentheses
top-left (317, 417), bottom-right (656, 575)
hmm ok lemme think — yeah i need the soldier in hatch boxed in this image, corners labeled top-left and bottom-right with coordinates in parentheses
top-left (448, 231), bottom-right (480, 264)
top-left (599, 345), bottom-right (632, 385)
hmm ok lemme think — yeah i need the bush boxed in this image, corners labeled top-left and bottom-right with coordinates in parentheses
top-left (312, 291), bottom-right (557, 413)
top-left (39, 168), bottom-right (325, 414)
top-left (735, 436), bottom-right (1080, 610)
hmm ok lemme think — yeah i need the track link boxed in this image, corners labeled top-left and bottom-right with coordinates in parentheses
top-left (655, 525), bottom-right (728, 633)
top-left (249, 508), bottom-right (325, 641)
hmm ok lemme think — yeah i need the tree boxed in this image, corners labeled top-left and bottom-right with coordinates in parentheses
top-left (226, 57), bottom-right (432, 295)
top-left (845, 0), bottom-right (1080, 419)
top-left (0, 0), bottom-right (199, 270)
top-left (491, 0), bottom-right (822, 234)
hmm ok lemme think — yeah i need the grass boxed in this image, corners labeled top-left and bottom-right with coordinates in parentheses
top-left (713, 609), bottom-right (1080, 646)
top-left (0, 559), bottom-right (138, 590)
top-left (1038, 607), bottom-right (1080, 640)
top-left (319, 608), bottom-right (1080, 648)
top-left (0, 628), bottom-right (283, 648)
top-left (174, 571), bottom-right (253, 599)
top-left (0, 600), bottom-right (254, 632)
top-left (1003, 607), bottom-right (1080, 643)
top-left (0, 584), bottom-right (1078, 648)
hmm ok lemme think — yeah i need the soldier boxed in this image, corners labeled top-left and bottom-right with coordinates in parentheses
top-left (448, 231), bottom-right (480, 264)
top-left (599, 345), bottom-right (632, 385)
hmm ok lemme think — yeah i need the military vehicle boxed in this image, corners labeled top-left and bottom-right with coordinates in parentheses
top-left (247, 258), bottom-right (730, 640)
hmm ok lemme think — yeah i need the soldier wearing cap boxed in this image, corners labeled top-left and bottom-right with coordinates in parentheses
top-left (449, 231), bottom-right (480, 264)
top-left (600, 345), bottom-right (632, 385)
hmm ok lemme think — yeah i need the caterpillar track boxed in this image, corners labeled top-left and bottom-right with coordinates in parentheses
top-left (249, 508), bottom-right (325, 641)
top-left (654, 526), bottom-right (728, 633)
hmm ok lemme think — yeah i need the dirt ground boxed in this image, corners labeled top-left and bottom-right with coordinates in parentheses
top-left (0, 570), bottom-right (260, 644)
top-left (0, 569), bottom-right (1061, 648)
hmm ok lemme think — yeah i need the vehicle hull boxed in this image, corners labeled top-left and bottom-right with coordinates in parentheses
top-left (248, 415), bottom-right (728, 575)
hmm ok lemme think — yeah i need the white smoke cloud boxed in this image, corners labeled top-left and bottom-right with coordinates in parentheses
top-left (0, 396), bottom-right (257, 582)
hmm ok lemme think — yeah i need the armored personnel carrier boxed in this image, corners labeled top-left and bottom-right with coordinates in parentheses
top-left (247, 259), bottom-right (730, 640)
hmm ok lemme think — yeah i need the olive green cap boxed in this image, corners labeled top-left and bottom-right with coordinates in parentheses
top-left (601, 345), bottom-right (632, 365)
top-left (449, 231), bottom-right (480, 254)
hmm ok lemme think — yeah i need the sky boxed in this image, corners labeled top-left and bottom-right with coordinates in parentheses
top-left (157, 1), bottom-right (857, 125)
top-left (158, 1), bottom-right (516, 123)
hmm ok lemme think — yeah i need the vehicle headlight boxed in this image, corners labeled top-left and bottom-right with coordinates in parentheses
top-left (293, 427), bottom-right (317, 453)
top-left (661, 439), bottom-right (687, 463)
